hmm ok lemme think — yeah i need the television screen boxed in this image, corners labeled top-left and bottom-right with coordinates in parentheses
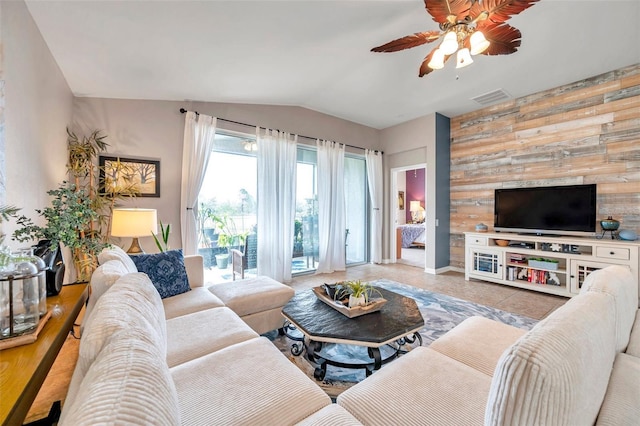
top-left (494, 184), bottom-right (597, 236)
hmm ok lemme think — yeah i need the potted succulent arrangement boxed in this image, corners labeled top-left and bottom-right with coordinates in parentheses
top-left (326, 280), bottom-right (383, 308)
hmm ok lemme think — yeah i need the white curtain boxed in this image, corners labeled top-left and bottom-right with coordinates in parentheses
top-left (257, 128), bottom-right (297, 283)
top-left (316, 140), bottom-right (345, 274)
top-left (180, 112), bottom-right (217, 255)
top-left (365, 149), bottom-right (383, 264)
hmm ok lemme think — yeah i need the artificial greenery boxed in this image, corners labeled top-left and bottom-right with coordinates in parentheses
top-left (152, 221), bottom-right (171, 252)
top-left (13, 183), bottom-right (108, 278)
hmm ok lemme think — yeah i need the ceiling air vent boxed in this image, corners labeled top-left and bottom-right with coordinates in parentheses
top-left (471, 89), bottom-right (511, 106)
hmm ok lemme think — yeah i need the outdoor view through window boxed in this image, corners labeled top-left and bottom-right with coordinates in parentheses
top-left (198, 132), bottom-right (367, 283)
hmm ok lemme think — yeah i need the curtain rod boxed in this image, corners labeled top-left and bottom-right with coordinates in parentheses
top-left (179, 108), bottom-right (382, 154)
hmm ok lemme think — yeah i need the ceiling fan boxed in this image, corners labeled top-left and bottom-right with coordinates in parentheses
top-left (371, 0), bottom-right (540, 77)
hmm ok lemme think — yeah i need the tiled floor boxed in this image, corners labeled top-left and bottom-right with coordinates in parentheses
top-left (289, 262), bottom-right (568, 321)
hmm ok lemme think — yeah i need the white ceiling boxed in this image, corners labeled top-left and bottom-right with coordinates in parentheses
top-left (25, 0), bottom-right (640, 129)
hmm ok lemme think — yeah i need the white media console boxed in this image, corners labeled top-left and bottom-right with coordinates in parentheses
top-left (465, 231), bottom-right (640, 298)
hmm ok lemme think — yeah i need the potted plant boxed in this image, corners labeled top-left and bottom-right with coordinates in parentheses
top-left (13, 182), bottom-right (108, 282)
top-left (327, 280), bottom-right (383, 308)
top-left (212, 214), bottom-right (246, 269)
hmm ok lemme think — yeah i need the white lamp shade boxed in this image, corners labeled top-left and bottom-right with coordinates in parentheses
top-left (470, 31), bottom-right (490, 55)
top-left (409, 201), bottom-right (423, 212)
top-left (456, 48), bottom-right (474, 68)
top-left (439, 31), bottom-right (459, 55)
top-left (111, 208), bottom-right (158, 237)
top-left (428, 48), bottom-right (446, 70)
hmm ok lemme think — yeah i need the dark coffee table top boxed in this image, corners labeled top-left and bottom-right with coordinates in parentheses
top-left (282, 287), bottom-right (424, 346)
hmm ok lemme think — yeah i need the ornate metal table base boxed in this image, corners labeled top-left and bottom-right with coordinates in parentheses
top-left (283, 321), bottom-right (422, 380)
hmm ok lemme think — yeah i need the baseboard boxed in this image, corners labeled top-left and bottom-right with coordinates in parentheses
top-left (425, 266), bottom-right (462, 275)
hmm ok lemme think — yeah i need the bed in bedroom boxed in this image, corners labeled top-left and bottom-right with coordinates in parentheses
top-left (396, 223), bottom-right (426, 258)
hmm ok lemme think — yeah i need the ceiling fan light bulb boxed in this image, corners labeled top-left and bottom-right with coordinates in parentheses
top-left (470, 31), bottom-right (490, 55)
top-left (428, 48), bottom-right (446, 70)
top-left (456, 48), bottom-right (474, 68)
top-left (439, 31), bottom-right (459, 55)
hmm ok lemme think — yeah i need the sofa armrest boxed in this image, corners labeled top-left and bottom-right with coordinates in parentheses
top-left (184, 255), bottom-right (204, 288)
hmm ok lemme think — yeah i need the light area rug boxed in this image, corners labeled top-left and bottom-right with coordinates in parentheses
top-left (265, 279), bottom-right (538, 398)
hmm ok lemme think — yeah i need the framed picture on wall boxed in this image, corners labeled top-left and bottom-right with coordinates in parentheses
top-left (99, 155), bottom-right (160, 197)
top-left (398, 191), bottom-right (405, 210)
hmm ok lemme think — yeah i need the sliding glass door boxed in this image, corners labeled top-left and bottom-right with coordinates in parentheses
top-left (200, 132), bottom-right (369, 281)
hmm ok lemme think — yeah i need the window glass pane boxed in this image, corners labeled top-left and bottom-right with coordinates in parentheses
top-left (199, 132), bottom-right (257, 283)
top-left (344, 155), bottom-right (367, 264)
top-left (293, 147), bottom-right (318, 274)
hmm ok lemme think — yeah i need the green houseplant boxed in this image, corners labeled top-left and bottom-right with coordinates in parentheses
top-left (212, 214), bottom-right (246, 269)
top-left (11, 128), bottom-right (138, 282)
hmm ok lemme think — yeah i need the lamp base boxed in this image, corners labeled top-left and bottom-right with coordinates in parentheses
top-left (126, 237), bottom-right (145, 254)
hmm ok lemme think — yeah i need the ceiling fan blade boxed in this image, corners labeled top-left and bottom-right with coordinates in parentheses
top-left (424, 0), bottom-right (472, 24)
top-left (418, 48), bottom-right (452, 77)
top-left (371, 31), bottom-right (441, 53)
top-left (470, 0), bottom-right (540, 25)
top-left (478, 23), bottom-right (522, 55)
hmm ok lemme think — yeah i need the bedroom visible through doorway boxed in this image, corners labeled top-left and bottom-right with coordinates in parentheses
top-left (392, 166), bottom-right (426, 269)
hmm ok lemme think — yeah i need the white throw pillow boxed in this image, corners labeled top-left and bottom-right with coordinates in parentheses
top-left (97, 244), bottom-right (138, 273)
top-left (84, 259), bottom-right (128, 324)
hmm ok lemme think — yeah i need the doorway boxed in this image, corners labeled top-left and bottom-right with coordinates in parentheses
top-left (390, 164), bottom-right (426, 269)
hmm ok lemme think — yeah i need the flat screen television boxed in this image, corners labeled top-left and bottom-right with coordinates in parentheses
top-left (494, 184), bottom-right (597, 237)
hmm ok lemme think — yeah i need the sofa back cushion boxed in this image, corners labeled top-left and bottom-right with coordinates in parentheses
top-left (59, 328), bottom-right (180, 425)
top-left (66, 273), bottom-right (167, 407)
top-left (97, 244), bottom-right (138, 273)
top-left (580, 265), bottom-right (638, 352)
top-left (485, 291), bottom-right (617, 426)
top-left (84, 259), bottom-right (128, 323)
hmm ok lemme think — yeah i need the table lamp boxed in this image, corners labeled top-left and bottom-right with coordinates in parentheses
top-left (110, 208), bottom-right (158, 254)
top-left (409, 201), bottom-right (424, 223)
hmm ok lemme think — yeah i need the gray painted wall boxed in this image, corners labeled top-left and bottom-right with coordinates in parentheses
top-left (1, 0), bottom-right (72, 248)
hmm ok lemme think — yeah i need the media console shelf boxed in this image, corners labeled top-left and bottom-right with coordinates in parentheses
top-left (465, 232), bottom-right (640, 298)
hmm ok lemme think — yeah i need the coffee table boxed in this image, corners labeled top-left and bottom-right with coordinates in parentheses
top-left (281, 286), bottom-right (424, 380)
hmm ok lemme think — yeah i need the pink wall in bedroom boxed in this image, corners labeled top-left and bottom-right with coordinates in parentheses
top-left (405, 168), bottom-right (425, 222)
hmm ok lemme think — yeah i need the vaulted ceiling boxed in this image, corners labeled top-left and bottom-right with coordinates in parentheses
top-left (25, 0), bottom-right (640, 129)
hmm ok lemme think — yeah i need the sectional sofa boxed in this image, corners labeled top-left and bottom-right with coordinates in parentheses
top-left (59, 245), bottom-right (639, 425)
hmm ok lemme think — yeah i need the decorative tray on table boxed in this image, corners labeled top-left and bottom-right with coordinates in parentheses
top-left (312, 284), bottom-right (387, 318)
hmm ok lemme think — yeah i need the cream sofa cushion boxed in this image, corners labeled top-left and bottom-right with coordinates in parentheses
top-left (626, 310), bottom-right (640, 357)
top-left (165, 307), bottom-right (258, 367)
top-left (66, 273), bottom-right (167, 407)
top-left (485, 291), bottom-right (617, 426)
top-left (171, 337), bottom-right (331, 425)
top-left (429, 316), bottom-right (527, 376)
top-left (208, 276), bottom-right (294, 317)
top-left (596, 352), bottom-right (640, 425)
top-left (84, 259), bottom-right (128, 322)
top-left (581, 265), bottom-right (638, 352)
top-left (338, 347), bottom-right (491, 425)
top-left (97, 244), bottom-right (137, 272)
top-left (295, 404), bottom-right (363, 426)
top-left (59, 328), bottom-right (180, 426)
top-left (162, 286), bottom-right (225, 320)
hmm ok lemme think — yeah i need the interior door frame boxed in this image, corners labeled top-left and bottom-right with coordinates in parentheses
top-left (390, 163), bottom-right (427, 267)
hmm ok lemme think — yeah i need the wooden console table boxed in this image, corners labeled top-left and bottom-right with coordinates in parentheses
top-left (0, 283), bottom-right (87, 426)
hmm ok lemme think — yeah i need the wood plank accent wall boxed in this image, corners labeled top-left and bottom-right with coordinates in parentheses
top-left (449, 64), bottom-right (640, 269)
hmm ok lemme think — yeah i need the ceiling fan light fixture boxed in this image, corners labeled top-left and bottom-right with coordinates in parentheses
top-left (470, 30), bottom-right (490, 55)
top-left (428, 48), bottom-right (446, 70)
top-left (456, 48), bottom-right (473, 69)
top-left (439, 31), bottom-right (459, 55)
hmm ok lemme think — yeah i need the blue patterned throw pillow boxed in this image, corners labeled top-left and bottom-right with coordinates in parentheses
top-left (131, 249), bottom-right (191, 299)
